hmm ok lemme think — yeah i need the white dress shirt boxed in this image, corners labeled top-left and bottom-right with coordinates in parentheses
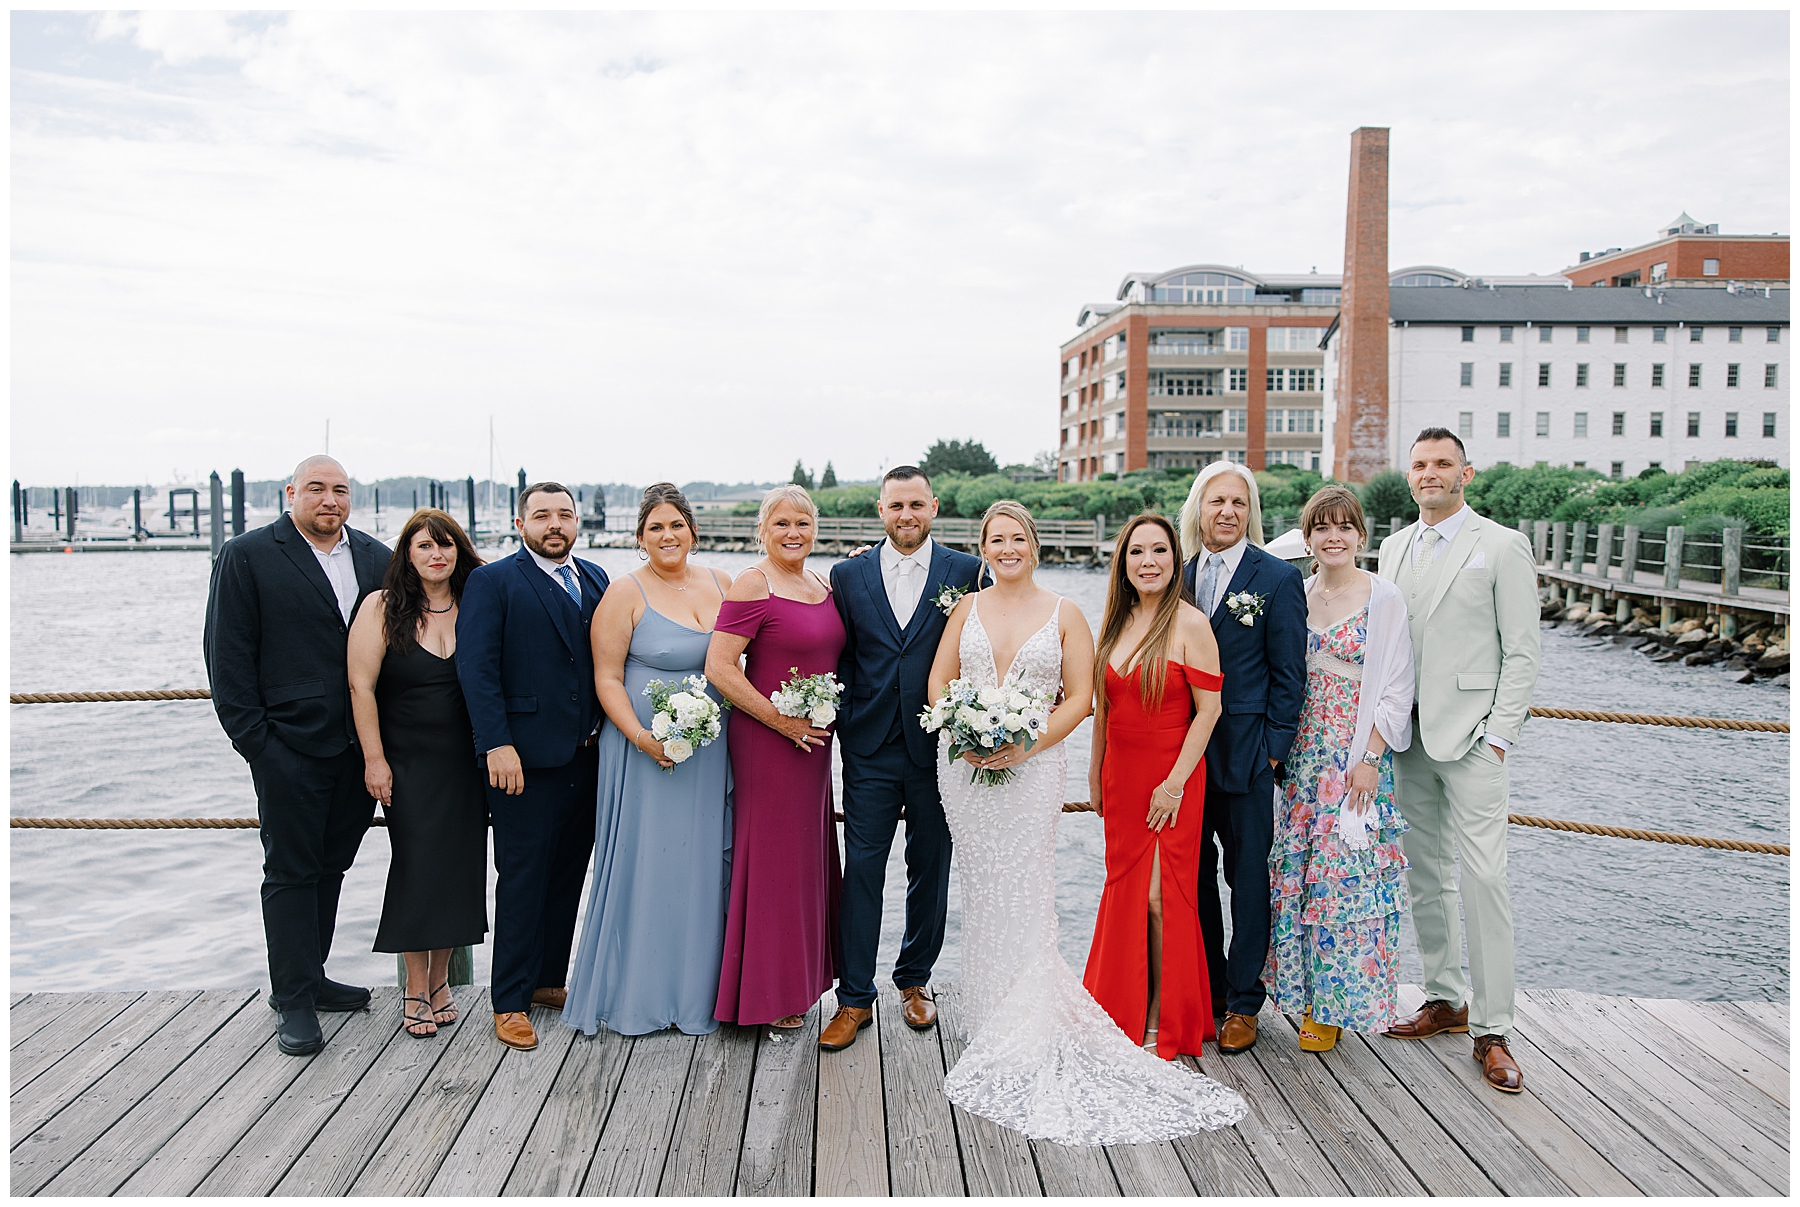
top-left (308, 530), bottom-right (360, 625)
top-left (1406, 503), bottom-right (1510, 752)
top-left (1194, 537), bottom-right (1250, 614)
top-left (880, 535), bottom-right (934, 628)
top-left (526, 545), bottom-right (584, 600)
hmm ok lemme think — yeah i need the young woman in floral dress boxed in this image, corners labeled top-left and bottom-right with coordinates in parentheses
top-left (1263, 486), bottom-right (1416, 1051)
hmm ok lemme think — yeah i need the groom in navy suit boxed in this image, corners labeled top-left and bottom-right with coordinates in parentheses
top-left (457, 482), bottom-right (609, 1052)
top-left (1180, 461), bottom-right (1306, 1055)
top-left (820, 466), bottom-right (984, 1051)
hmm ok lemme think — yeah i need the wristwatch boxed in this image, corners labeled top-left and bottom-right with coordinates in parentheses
top-left (1360, 750), bottom-right (1382, 767)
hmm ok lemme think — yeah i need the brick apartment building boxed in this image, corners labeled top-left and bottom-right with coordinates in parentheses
top-left (1564, 213), bottom-right (1788, 289)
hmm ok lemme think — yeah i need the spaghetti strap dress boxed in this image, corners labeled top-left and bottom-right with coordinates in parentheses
top-left (1083, 661), bottom-right (1223, 1059)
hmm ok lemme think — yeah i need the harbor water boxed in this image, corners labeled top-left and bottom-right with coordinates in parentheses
top-left (10, 548), bottom-right (1790, 1001)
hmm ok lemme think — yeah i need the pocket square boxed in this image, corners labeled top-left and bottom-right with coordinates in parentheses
top-left (1462, 551), bottom-right (1487, 570)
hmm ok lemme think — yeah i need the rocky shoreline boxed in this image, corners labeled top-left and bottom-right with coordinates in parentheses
top-left (1539, 594), bottom-right (1791, 687)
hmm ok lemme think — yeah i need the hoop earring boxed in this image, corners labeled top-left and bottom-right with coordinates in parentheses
top-left (637, 547), bottom-right (649, 561)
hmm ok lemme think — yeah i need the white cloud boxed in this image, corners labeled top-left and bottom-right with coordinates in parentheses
top-left (11, 10), bottom-right (1789, 485)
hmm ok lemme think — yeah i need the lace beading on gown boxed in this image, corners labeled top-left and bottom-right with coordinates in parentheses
top-left (938, 597), bottom-right (1246, 1146)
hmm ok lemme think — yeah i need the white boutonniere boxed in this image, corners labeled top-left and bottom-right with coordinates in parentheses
top-left (932, 583), bottom-right (969, 616)
top-left (1225, 591), bottom-right (1267, 627)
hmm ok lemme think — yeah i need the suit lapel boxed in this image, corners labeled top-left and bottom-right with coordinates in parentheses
top-left (900, 543), bottom-right (952, 647)
top-left (274, 515), bottom-right (347, 618)
top-left (349, 529), bottom-right (388, 593)
top-left (1423, 514), bottom-right (1483, 620)
top-left (1382, 521), bottom-right (1422, 584)
top-left (516, 550), bottom-right (581, 656)
top-left (1208, 544), bottom-right (1260, 624)
top-left (859, 547), bottom-right (904, 644)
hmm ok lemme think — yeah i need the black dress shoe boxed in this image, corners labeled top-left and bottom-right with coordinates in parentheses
top-left (317, 979), bottom-right (372, 1012)
top-left (276, 1008), bottom-right (324, 1056)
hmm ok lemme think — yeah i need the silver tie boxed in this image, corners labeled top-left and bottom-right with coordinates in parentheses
top-left (893, 559), bottom-right (918, 628)
top-left (1198, 552), bottom-right (1225, 613)
top-left (1413, 527), bottom-right (1442, 582)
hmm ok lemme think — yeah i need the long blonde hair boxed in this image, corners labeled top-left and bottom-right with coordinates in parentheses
top-left (1095, 513), bottom-right (1187, 713)
top-left (1178, 461), bottom-right (1263, 555)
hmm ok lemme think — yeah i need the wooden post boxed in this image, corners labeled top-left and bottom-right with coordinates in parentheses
top-left (1571, 521), bottom-right (1589, 574)
top-left (230, 469), bottom-right (246, 538)
top-left (208, 473), bottom-right (225, 559)
top-left (10, 480), bottom-right (20, 544)
top-left (1615, 595), bottom-right (1631, 623)
top-left (132, 488), bottom-right (142, 540)
top-left (1664, 525), bottom-right (1685, 590)
top-left (466, 476), bottom-right (476, 539)
top-left (65, 487), bottom-right (77, 542)
top-left (1550, 521), bottom-right (1568, 569)
top-left (1532, 520), bottom-right (1549, 565)
top-left (1662, 602), bottom-right (1678, 629)
top-left (1722, 527), bottom-right (1742, 595)
top-left (1621, 525), bottom-right (1641, 584)
top-left (1595, 523), bottom-right (1615, 579)
top-left (1721, 611), bottom-right (1739, 639)
top-left (51, 487), bottom-right (61, 533)
top-left (1566, 584), bottom-right (1579, 607)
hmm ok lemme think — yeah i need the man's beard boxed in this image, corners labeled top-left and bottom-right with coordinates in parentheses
top-left (523, 528), bottom-right (571, 559)
top-left (886, 518), bottom-right (931, 553)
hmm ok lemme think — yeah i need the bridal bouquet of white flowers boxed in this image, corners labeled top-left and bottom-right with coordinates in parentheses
top-left (919, 678), bottom-right (1055, 786)
top-left (642, 674), bottom-right (728, 769)
top-left (770, 668), bottom-right (843, 729)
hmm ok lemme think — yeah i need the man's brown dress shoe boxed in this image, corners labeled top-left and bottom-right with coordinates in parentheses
top-left (531, 987), bottom-right (567, 1010)
top-left (900, 987), bottom-right (937, 1031)
top-left (1385, 999), bottom-right (1469, 1039)
top-left (819, 1006), bottom-right (873, 1050)
top-left (494, 1011), bottom-right (539, 1051)
top-left (1217, 1012), bottom-right (1258, 1053)
top-left (1474, 1034), bottom-right (1524, 1093)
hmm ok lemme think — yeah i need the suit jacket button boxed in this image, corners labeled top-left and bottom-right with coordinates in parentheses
top-left (893, 685), bottom-right (900, 693)
top-left (570, 692), bottom-right (578, 702)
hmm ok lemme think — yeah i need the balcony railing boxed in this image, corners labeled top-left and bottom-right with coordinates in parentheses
top-left (1148, 343), bottom-right (1232, 356)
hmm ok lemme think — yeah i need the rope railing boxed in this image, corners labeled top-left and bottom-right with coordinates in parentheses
top-left (9, 689), bottom-right (1789, 734)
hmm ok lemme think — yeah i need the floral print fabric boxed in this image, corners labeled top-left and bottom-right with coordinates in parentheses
top-left (1263, 604), bottom-right (1410, 1032)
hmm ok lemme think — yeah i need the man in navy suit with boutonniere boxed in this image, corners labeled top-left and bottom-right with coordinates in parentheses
top-left (820, 466), bottom-right (984, 1052)
top-left (457, 481), bottom-right (609, 1053)
top-left (1178, 460), bottom-right (1306, 1056)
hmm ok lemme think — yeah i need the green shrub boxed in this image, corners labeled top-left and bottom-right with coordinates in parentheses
top-left (811, 484), bottom-right (879, 517)
top-left (1357, 471), bottom-right (1417, 525)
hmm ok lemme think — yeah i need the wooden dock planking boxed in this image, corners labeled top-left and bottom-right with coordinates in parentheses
top-left (1166, 1058), bottom-right (1274, 1196)
top-left (1199, 1029), bottom-right (1348, 1196)
top-left (12, 993), bottom-right (144, 1095)
top-left (11, 994), bottom-right (83, 1052)
top-left (657, 1023), bottom-right (758, 1197)
top-left (1030, 1137), bottom-right (1119, 1196)
top-left (1632, 997), bottom-right (1788, 1106)
top-left (13, 991), bottom-right (254, 1197)
top-left (500, 1025), bottom-right (632, 1196)
top-left (935, 987), bottom-right (1041, 1197)
top-left (734, 1003), bottom-right (822, 1197)
top-left (872, 987), bottom-right (962, 1197)
top-left (812, 991), bottom-right (889, 1197)
top-left (581, 1028), bottom-right (696, 1197)
top-left (1706, 1001), bottom-right (1790, 1066)
top-left (1104, 1142), bottom-right (1197, 1197)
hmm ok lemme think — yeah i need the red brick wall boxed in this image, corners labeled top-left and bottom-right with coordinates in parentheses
top-left (1334, 127), bottom-right (1391, 483)
top-left (1564, 237), bottom-right (1789, 287)
top-left (1125, 314), bottom-right (1149, 473)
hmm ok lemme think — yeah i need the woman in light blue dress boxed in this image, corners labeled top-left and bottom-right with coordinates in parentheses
top-left (566, 485), bottom-right (734, 1036)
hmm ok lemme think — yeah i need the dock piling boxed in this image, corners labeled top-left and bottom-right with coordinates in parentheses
top-left (208, 473), bottom-right (224, 560)
top-left (11, 481), bottom-right (21, 544)
top-left (1664, 526), bottom-right (1685, 591)
top-left (1621, 525), bottom-right (1641, 584)
top-left (1595, 523), bottom-right (1615, 580)
top-left (1723, 527), bottom-right (1742, 596)
top-left (1551, 521), bottom-right (1568, 569)
top-left (132, 489), bottom-right (143, 540)
top-left (230, 470), bottom-right (245, 538)
top-left (65, 488), bottom-right (77, 542)
top-left (1533, 520), bottom-right (1549, 565)
top-left (466, 476), bottom-right (476, 540)
top-left (1571, 521), bottom-right (1589, 574)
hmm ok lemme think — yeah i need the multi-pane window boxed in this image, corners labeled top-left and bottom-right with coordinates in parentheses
top-left (1614, 327), bottom-right (1629, 343)
top-left (1460, 363), bottom-right (1474, 387)
top-left (1498, 363), bottom-right (1512, 387)
top-left (1576, 326), bottom-right (1591, 343)
top-left (1227, 327), bottom-right (1250, 351)
top-left (1765, 412), bottom-right (1778, 437)
top-left (1650, 412), bottom-right (1664, 437)
top-left (1265, 409), bottom-right (1319, 433)
top-left (1574, 412), bottom-right (1589, 437)
top-left (1537, 363), bottom-right (1551, 387)
top-left (1499, 326), bottom-right (1513, 343)
top-left (1613, 363), bottom-right (1627, 387)
top-left (1497, 412), bottom-right (1512, 437)
top-left (1725, 412), bottom-right (1739, 437)
top-left (1575, 363), bottom-right (1590, 387)
top-left (1766, 364), bottom-right (1779, 388)
top-left (1227, 408), bottom-right (1248, 432)
top-left (1653, 326), bottom-right (1667, 343)
top-left (1461, 325), bottom-right (1475, 342)
top-left (1535, 412), bottom-right (1550, 437)
top-left (1263, 368), bottom-right (1317, 391)
top-left (1729, 326), bottom-right (1743, 343)
top-left (1688, 363), bottom-right (1702, 387)
top-left (1228, 368), bottom-right (1247, 391)
top-left (1458, 412), bottom-right (1473, 440)
top-left (1686, 412), bottom-right (1701, 437)
top-left (1727, 363), bottom-right (1740, 387)
top-left (1149, 410), bottom-right (1223, 438)
top-left (1769, 327), bottom-right (1782, 343)
top-left (1611, 461), bottom-right (1625, 479)
top-left (1652, 363), bottom-right (1665, 387)
top-left (1690, 326), bottom-right (1705, 342)
top-left (1703, 258), bottom-right (1719, 276)
top-left (1151, 372), bottom-right (1220, 396)
top-left (1539, 326), bottom-right (1553, 343)
top-left (1611, 411), bottom-right (1625, 436)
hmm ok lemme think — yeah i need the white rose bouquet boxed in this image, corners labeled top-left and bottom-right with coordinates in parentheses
top-left (769, 668), bottom-right (844, 730)
top-left (919, 678), bottom-right (1055, 786)
top-left (641, 674), bottom-right (728, 770)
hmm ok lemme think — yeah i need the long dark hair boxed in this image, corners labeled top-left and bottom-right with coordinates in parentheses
top-left (1094, 513), bottom-right (1188, 713)
top-left (382, 509), bottom-right (482, 655)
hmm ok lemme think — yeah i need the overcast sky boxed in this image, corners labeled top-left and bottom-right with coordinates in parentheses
top-left (11, 10), bottom-right (1789, 488)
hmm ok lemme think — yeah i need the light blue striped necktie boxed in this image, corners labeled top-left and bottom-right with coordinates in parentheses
top-left (1198, 552), bottom-right (1225, 613)
top-left (555, 565), bottom-right (581, 605)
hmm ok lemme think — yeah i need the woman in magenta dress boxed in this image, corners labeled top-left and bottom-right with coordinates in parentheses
top-left (705, 485), bottom-right (847, 1029)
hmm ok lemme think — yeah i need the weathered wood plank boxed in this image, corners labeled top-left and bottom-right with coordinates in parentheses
top-left (1575, 993), bottom-right (1788, 1147)
top-left (1633, 996), bottom-right (1787, 1105)
top-left (1247, 1005), bottom-right (1424, 1196)
top-left (1162, 1063), bottom-right (1271, 1196)
top-left (1513, 992), bottom-right (1780, 1195)
top-left (191, 988), bottom-right (404, 1196)
top-left (43, 994), bottom-right (292, 1197)
top-left (424, 1004), bottom-right (578, 1197)
top-left (1732, 999), bottom-right (1790, 1041)
top-left (1300, 1023), bottom-right (1505, 1196)
top-left (735, 1004), bottom-right (822, 1197)
top-left (11, 993), bottom-right (28, 1007)
top-left (935, 987), bottom-right (1040, 1196)
top-left (813, 991), bottom-right (889, 1196)
top-left (659, 1024), bottom-right (759, 1197)
top-left (1198, 1035), bottom-right (1346, 1195)
top-left (1105, 1141), bottom-right (1196, 1196)
top-left (501, 1025), bottom-right (632, 1196)
top-left (11, 990), bottom-right (199, 1148)
top-left (272, 993), bottom-right (477, 1196)
top-left (1031, 1138), bottom-right (1118, 1196)
top-left (1706, 1002), bottom-right (1790, 1068)
top-left (13, 990), bottom-right (253, 1196)
top-left (10, 993), bottom-right (80, 1052)
top-left (11, 992), bottom-right (143, 1095)
top-left (582, 1029), bottom-right (696, 1196)
top-left (874, 986), bottom-right (962, 1197)
top-left (112, 1010), bottom-right (356, 1197)
top-left (346, 988), bottom-right (502, 1197)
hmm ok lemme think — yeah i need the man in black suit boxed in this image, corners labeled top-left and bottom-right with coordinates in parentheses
top-left (204, 455), bottom-right (391, 1056)
top-left (456, 482), bottom-right (609, 1052)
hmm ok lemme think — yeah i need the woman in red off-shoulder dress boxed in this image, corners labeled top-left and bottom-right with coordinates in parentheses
top-left (1084, 514), bottom-right (1225, 1061)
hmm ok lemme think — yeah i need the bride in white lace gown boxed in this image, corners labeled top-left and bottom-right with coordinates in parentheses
top-left (925, 502), bottom-right (1246, 1146)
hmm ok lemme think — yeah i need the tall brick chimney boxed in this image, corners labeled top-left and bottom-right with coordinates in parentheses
top-left (1333, 127), bottom-right (1390, 483)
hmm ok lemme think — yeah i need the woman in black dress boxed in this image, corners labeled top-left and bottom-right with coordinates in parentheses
top-left (348, 509), bottom-right (490, 1038)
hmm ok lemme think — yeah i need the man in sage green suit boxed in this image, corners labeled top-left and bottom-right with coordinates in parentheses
top-left (1376, 428), bottom-right (1541, 1094)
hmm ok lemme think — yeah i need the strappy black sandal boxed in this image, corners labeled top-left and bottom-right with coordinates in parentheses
top-left (430, 981), bottom-right (458, 1027)
top-left (403, 995), bottom-right (438, 1039)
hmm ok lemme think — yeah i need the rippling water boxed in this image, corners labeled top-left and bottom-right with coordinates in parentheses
top-left (10, 548), bottom-right (1789, 1001)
